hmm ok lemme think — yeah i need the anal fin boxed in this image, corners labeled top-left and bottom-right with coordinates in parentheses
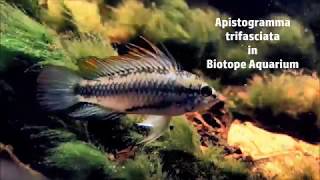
top-left (69, 103), bottom-right (124, 121)
top-left (137, 115), bottom-right (171, 144)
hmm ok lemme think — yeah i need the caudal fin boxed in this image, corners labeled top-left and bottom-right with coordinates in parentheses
top-left (37, 67), bottom-right (82, 111)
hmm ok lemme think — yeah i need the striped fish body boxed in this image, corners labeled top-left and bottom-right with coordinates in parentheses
top-left (37, 38), bottom-right (218, 143)
top-left (75, 71), bottom-right (205, 116)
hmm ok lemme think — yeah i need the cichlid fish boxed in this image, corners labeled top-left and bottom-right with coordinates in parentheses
top-left (37, 38), bottom-right (219, 143)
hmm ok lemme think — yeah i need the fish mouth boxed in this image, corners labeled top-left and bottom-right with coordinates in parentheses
top-left (210, 93), bottom-right (225, 106)
top-left (212, 98), bottom-right (222, 106)
top-left (198, 94), bottom-right (225, 113)
top-left (216, 94), bottom-right (227, 102)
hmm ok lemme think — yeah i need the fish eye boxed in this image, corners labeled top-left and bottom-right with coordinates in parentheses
top-left (200, 86), bottom-right (212, 97)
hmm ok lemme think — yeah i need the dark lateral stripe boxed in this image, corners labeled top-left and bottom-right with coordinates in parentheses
top-left (125, 100), bottom-right (174, 112)
top-left (74, 80), bottom-right (200, 97)
top-left (107, 68), bottom-right (170, 78)
top-left (125, 98), bottom-right (193, 112)
top-left (74, 84), bottom-right (110, 97)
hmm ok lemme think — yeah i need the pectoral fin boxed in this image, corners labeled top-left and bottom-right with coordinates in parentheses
top-left (137, 115), bottom-right (171, 144)
top-left (69, 103), bottom-right (124, 120)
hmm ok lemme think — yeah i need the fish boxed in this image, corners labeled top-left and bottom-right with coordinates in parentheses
top-left (37, 38), bottom-right (219, 144)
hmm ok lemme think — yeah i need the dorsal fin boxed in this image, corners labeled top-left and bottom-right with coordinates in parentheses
top-left (77, 38), bottom-right (180, 79)
top-left (137, 36), bottom-right (180, 69)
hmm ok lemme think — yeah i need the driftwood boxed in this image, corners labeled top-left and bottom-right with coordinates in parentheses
top-left (0, 143), bottom-right (48, 180)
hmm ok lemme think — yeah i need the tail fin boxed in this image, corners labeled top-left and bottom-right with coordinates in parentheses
top-left (37, 67), bottom-right (82, 111)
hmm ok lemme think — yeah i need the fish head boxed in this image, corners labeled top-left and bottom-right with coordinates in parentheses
top-left (190, 82), bottom-right (219, 112)
top-left (176, 72), bottom-right (219, 113)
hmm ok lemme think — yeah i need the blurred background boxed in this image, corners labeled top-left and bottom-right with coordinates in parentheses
top-left (0, 0), bottom-right (319, 180)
